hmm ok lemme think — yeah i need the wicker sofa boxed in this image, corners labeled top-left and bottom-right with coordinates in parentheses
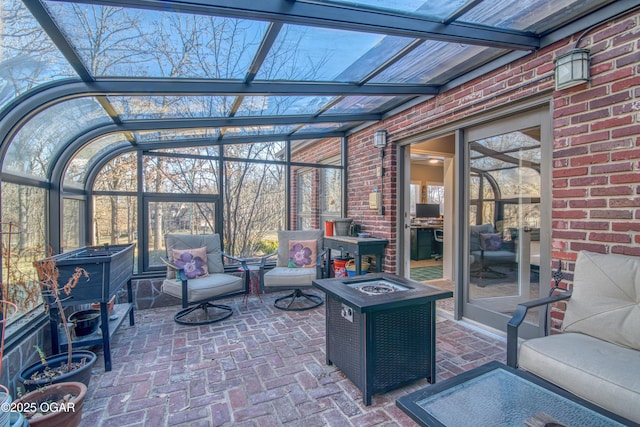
top-left (507, 251), bottom-right (640, 423)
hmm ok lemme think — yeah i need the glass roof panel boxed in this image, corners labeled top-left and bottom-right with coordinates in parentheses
top-left (64, 133), bottom-right (130, 186)
top-left (324, 95), bottom-right (410, 114)
top-left (43, 1), bottom-right (268, 78)
top-left (0, 0), bottom-right (76, 110)
top-left (255, 24), bottom-right (413, 82)
top-left (458, 0), bottom-right (614, 32)
top-left (108, 96), bottom-right (233, 120)
top-left (236, 95), bottom-right (333, 116)
top-left (293, 123), bottom-right (352, 134)
top-left (371, 41), bottom-right (506, 84)
top-left (319, 0), bottom-right (469, 21)
top-left (135, 129), bottom-right (220, 143)
top-left (223, 125), bottom-right (297, 137)
top-left (3, 97), bottom-right (111, 178)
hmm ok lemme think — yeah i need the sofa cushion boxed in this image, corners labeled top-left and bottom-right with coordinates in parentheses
top-left (519, 332), bottom-right (640, 423)
top-left (562, 251), bottom-right (640, 351)
top-left (264, 266), bottom-right (317, 288)
top-left (162, 273), bottom-right (244, 303)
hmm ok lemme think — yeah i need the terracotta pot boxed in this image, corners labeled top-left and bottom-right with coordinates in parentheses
top-left (14, 381), bottom-right (86, 427)
top-left (91, 295), bottom-right (115, 315)
top-left (17, 350), bottom-right (96, 392)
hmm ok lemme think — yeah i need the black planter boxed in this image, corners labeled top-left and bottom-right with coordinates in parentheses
top-left (18, 350), bottom-right (97, 392)
top-left (69, 309), bottom-right (101, 336)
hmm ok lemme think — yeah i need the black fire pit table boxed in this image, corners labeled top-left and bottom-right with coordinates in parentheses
top-left (312, 273), bottom-right (453, 405)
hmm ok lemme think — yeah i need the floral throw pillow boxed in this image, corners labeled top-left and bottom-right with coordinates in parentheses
top-left (288, 240), bottom-right (317, 268)
top-left (172, 247), bottom-right (209, 279)
top-left (479, 233), bottom-right (502, 251)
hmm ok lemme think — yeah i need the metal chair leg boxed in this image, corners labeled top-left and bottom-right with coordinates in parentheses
top-left (274, 289), bottom-right (323, 311)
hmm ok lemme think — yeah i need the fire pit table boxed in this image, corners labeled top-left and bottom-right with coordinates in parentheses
top-left (312, 273), bottom-right (453, 405)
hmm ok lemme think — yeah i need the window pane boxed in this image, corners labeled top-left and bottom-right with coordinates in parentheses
top-left (1, 184), bottom-right (46, 324)
top-left (224, 161), bottom-right (285, 257)
top-left (143, 155), bottom-right (218, 194)
top-left (4, 97), bottom-right (111, 178)
top-left (65, 135), bottom-right (132, 187)
top-left (62, 198), bottom-right (81, 251)
top-left (321, 168), bottom-right (342, 217)
top-left (93, 152), bottom-right (138, 193)
top-left (147, 201), bottom-right (215, 268)
top-left (93, 195), bottom-right (138, 273)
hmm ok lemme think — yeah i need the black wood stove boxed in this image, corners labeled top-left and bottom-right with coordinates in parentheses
top-left (312, 273), bottom-right (452, 405)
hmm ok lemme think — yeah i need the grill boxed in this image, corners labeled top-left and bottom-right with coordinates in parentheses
top-left (313, 273), bottom-right (453, 405)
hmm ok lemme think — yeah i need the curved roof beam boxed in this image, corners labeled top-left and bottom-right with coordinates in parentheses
top-left (74, 0), bottom-right (540, 50)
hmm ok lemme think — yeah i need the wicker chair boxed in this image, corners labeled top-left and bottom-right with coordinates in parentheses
top-left (259, 229), bottom-right (327, 311)
top-left (162, 233), bottom-right (249, 325)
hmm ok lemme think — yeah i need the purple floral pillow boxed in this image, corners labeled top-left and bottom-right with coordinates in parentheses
top-left (172, 247), bottom-right (209, 279)
top-left (288, 240), bottom-right (317, 268)
top-left (479, 233), bottom-right (502, 251)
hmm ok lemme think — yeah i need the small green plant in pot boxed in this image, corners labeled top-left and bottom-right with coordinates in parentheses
top-left (17, 257), bottom-right (97, 392)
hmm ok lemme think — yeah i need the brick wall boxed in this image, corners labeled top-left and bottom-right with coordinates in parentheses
top-left (294, 10), bottom-right (640, 305)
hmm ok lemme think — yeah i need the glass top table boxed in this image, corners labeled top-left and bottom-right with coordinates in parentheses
top-left (396, 361), bottom-right (635, 427)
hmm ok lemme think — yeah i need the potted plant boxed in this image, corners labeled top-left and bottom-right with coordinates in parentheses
top-left (13, 381), bottom-right (87, 427)
top-left (0, 300), bottom-right (18, 427)
top-left (17, 256), bottom-right (96, 392)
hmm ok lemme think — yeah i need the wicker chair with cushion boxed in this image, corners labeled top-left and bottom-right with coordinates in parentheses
top-left (162, 233), bottom-right (249, 325)
top-left (259, 229), bottom-right (327, 311)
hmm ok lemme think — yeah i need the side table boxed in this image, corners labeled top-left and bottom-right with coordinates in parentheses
top-left (241, 264), bottom-right (262, 304)
top-left (324, 235), bottom-right (388, 275)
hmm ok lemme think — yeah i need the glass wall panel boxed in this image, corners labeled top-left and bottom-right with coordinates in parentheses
top-left (44, 1), bottom-right (267, 79)
top-left (320, 166), bottom-right (342, 224)
top-left (143, 155), bottom-right (218, 195)
top-left (224, 141), bottom-right (285, 162)
top-left (93, 195), bottom-right (138, 273)
top-left (93, 152), bottom-right (138, 193)
top-left (147, 200), bottom-right (215, 269)
top-left (64, 135), bottom-right (131, 187)
top-left (108, 95), bottom-right (233, 120)
top-left (0, 0), bottom-right (76, 110)
top-left (223, 161), bottom-right (285, 257)
top-left (3, 97), bottom-right (111, 178)
top-left (1, 184), bottom-right (46, 323)
top-left (62, 197), bottom-right (81, 251)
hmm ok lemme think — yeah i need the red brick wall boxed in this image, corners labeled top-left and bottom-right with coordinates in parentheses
top-left (295, 10), bottom-right (640, 295)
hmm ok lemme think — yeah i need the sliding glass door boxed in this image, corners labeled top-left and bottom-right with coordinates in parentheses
top-left (463, 109), bottom-right (551, 337)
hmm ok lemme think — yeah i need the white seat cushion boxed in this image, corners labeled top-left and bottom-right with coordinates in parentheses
top-left (264, 266), bottom-right (317, 288)
top-left (519, 332), bottom-right (640, 423)
top-left (162, 273), bottom-right (244, 303)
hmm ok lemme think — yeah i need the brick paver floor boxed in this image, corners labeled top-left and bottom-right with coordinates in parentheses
top-left (80, 292), bottom-right (506, 426)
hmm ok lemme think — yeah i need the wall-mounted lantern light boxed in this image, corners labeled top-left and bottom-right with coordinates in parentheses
top-left (373, 130), bottom-right (387, 148)
top-left (555, 48), bottom-right (590, 90)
